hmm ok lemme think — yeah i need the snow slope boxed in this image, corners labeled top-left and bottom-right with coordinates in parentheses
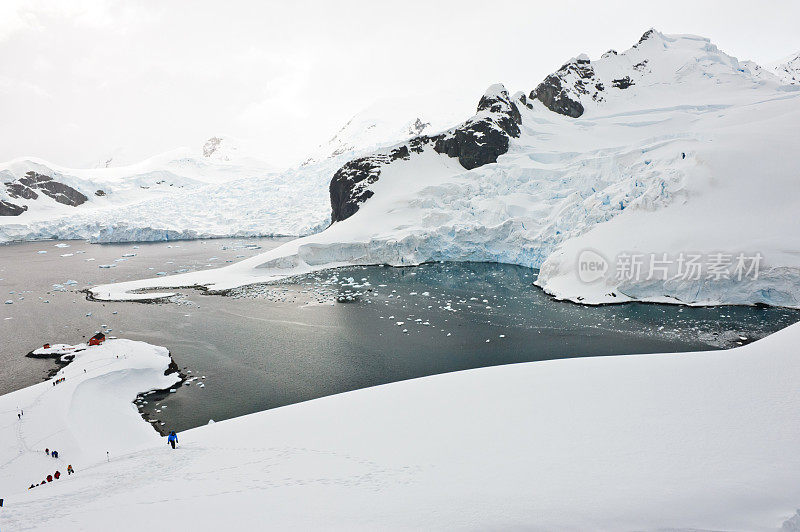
top-left (0, 339), bottom-right (180, 498)
top-left (90, 31), bottom-right (800, 308)
top-left (4, 324), bottom-right (800, 529)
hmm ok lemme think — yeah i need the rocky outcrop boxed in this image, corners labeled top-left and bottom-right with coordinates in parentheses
top-left (329, 85), bottom-right (521, 223)
top-left (429, 85), bottom-right (521, 170)
top-left (202, 136), bottom-right (223, 158)
top-left (4, 171), bottom-right (88, 210)
top-left (528, 30), bottom-right (666, 117)
top-left (612, 76), bottom-right (634, 89)
top-left (329, 144), bottom-right (415, 223)
top-left (529, 54), bottom-right (602, 118)
top-left (407, 118), bottom-right (431, 136)
top-left (0, 200), bottom-right (27, 216)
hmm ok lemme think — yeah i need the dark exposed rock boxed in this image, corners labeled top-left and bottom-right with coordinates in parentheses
top-left (530, 72), bottom-right (585, 118)
top-left (612, 76), bottom-right (634, 89)
top-left (0, 200), bottom-right (27, 216)
top-left (4, 171), bottom-right (88, 208)
top-left (431, 120), bottom-right (510, 170)
top-left (329, 145), bottom-right (412, 223)
top-left (529, 55), bottom-right (603, 118)
top-left (637, 29), bottom-right (656, 45)
top-left (430, 85), bottom-right (521, 170)
top-left (407, 118), bottom-right (430, 136)
top-left (95, 189), bottom-right (106, 196)
top-left (329, 85), bottom-right (521, 223)
top-left (6, 182), bottom-right (38, 200)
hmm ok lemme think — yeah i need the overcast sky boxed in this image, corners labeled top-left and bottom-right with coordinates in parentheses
top-left (1, 0), bottom-right (798, 168)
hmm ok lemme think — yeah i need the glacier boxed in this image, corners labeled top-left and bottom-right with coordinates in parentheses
top-left (89, 31), bottom-right (800, 310)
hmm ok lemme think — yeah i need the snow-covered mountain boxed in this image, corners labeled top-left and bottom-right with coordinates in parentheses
top-left (0, 98), bottom-right (468, 242)
top-left (301, 95), bottom-right (467, 166)
top-left (91, 30), bottom-right (800, 310)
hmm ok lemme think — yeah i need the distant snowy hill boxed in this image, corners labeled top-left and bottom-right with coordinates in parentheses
top-left (772, 52), bottom-right (800, 84)
top-left (0, 137), bottom-right (300, 241)
top-left (91, 30), bottom-right (800, 309)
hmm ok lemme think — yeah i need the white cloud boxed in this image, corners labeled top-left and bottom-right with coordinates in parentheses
top-left (0, 0), bottom-right (798, 168)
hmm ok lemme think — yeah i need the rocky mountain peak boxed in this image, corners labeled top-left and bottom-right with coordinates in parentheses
top-left (528, 29), bottom-right (782, 119)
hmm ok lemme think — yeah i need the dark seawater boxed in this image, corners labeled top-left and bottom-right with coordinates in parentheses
top-left (2, 240), bottom-right (798, 432)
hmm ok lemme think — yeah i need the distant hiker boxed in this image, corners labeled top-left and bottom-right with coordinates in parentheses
top-left (54, 471), bottom-right (61, 480)
top-left (17, 413), bottom-right (20, 419)
top-left (67, 464), bottom-right (74, 475)
top-left (46, 475), bottom-right (52, 483)
top-left (45, 448), bottom-right (49, 456)
top-left (29, 484), bottom-right (35, 489)
top-left (167, 431), bottom-right (178, 449)
top-left (52, 450), bottom-right (58, 459)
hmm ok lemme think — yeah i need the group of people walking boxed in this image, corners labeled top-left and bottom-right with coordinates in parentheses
top-left (28, 461), bottom-right (74, 489)
top-left (20, 431), bottom-right (179, 495)
top-left (26, 449), bottom-right (75, 489)
top-left (52, 377), bottom-right (66, 386)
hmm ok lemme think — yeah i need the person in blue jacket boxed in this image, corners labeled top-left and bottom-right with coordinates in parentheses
top-left (167, 431), bottom-right (178, 449)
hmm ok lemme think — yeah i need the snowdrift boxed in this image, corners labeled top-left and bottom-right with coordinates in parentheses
top-left (4, 323), bottom-right (800, 529)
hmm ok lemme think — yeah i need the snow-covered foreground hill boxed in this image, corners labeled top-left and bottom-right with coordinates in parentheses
top-left (90, 31), bottom-right (800, 307)
top-left (4, 326), bottom-right (800, 530)
top-left (0, 339), bottom-right (180, 496)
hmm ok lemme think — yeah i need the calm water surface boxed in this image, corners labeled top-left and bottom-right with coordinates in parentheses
top-left (1, 238), bottom-right (798, 432)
